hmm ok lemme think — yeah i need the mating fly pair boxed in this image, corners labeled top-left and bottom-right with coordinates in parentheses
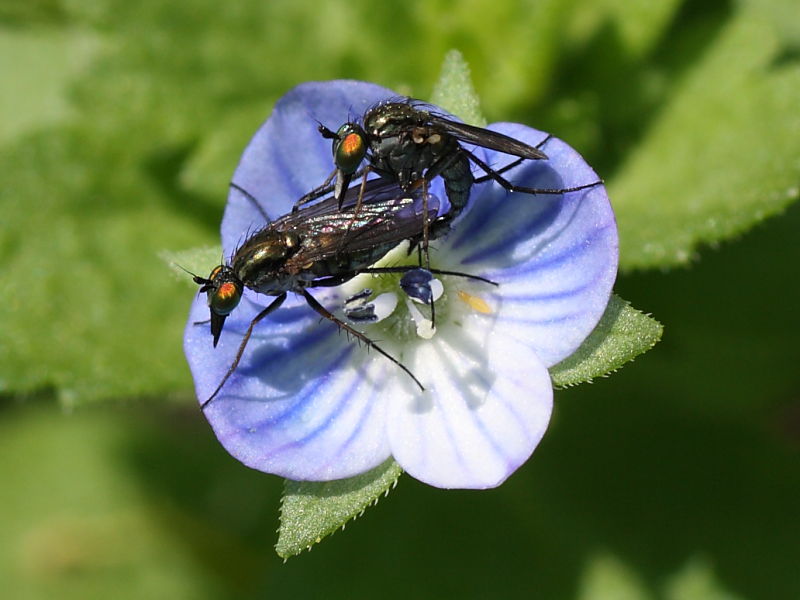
top-left (195, 97), bottom-right (600, 406)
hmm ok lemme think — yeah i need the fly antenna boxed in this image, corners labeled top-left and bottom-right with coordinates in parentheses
top-left (174, 262), bottom-right (209, 286)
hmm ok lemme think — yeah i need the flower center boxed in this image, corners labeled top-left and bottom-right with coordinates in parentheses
top-left (337, 242), bottom-right (497, 345)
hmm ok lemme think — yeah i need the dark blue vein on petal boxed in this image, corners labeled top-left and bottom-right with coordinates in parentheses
top-left (449, 194), bottom-right (562, 260)
top-left (499, 279), bottom-right (599, 304)
top-left (240, 318), bottom-right (337, 371)
top-left (483, 224), bottom-right (616, 282)
top-left (434, 343), bottom-right (498, 481)
top-left (468, 342), bottom-right (548, 448)
top-left (237, 336), bottom-right (354, 425)
top-left (263, 358), bottom-right (367, 457)
top-left (495, 310), bottom-right (585, 327)
top-left (315, 364), bottom-right (387, 476)
top-left (453, 349), bottom-right (537, 473)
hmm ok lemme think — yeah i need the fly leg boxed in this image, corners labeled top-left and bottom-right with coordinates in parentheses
top-left (465, 148), bottom-right (603, 196)
top-left (417, 149), bottom-right (473, 239)
top-left (469, 134), bottom-right (553, 185)
top-left (292, 166), bottom-right (369, 212)
top-left (362, 266), bottom-right (497, 287)
top-left (333, 164), bottom-right (373, 256)
top-left (201, 292), bottom-right (287, 409)
top-left (419, 176), bottom-right (435, 327)
top-left (302, 289), bottom-right (424, 391)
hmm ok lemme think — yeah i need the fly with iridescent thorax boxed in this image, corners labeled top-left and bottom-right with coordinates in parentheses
top-left (300, 99), bottom-right (601, 244)
top-left (192, 178), bottom-right (494, 407)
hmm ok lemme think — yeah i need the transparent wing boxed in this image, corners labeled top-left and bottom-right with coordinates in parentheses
top-left (278, 179), bottom-right (439, 265)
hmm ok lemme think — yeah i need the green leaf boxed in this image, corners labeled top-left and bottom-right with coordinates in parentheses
top-left (276, 459), bottom-right (403, 559)
top-left (664, 558), bottom-right (747, 600)
top-left (576, 553), bottom-right (745, 600)
top-left (550, 295), bottom-right (663, 388)
top-left (180, 101), bottom-right (276, 202)
top-left (577, 553), bottom-right (653, 600)
top-left (160, 246), bottom-right (223, 288)
top-left (613, 3), bottom-right (800, 269)
top-left (430, 49), bottom-right (487, 127)
top-left (0, 126), bottom-right (212, 404)
top-left (0, 28), bottom-right (100, 144)
top-left (565, 0), bottom-right (683, 59)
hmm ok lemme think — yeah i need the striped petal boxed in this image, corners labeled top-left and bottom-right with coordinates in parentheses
top-left (184, 287), bottom-right (393, 481)
top-left (446, 123), bottom-right (618, 366)
top-left (387, 328), bottom-right (552, 488)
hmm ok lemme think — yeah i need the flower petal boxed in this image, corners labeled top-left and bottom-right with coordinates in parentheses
top-left (220, 80), bottom-right (396, 256)
top-left (184, 290), bottom-right (393, 481)
top-left (387, 329), bottom-right (553, 488)
top-left (444, 123), bottom-right (618, 366)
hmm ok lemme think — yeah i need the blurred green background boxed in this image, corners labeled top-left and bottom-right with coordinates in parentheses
top-left (1, 0), bottom-right (799, 598)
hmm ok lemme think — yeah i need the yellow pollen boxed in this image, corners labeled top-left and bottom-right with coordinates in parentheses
top-left (458, 290), bottom-right (492, 314)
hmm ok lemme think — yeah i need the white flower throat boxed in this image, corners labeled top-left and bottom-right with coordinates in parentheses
top-left (337, 242), bottom-right (495, 344)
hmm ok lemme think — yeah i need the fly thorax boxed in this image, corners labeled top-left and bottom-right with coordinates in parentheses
top-left (233, 231), bottom-right (299, 291)
top-left (364, 102), bottom-right (416, 135)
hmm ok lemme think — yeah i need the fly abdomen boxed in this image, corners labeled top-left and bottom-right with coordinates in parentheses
top-left (440, 151), bottom-right (473, 217)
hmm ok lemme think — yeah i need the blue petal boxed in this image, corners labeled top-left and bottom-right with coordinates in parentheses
top-left (442, 123), bottom-right (618, 366)
top-left (184, 289), bottom-right (394, 480)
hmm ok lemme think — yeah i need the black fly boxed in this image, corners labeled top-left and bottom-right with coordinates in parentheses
top-left (301, 99), bottom-right (602, 254)
top-left (194, 178), bottom-right (494, 408)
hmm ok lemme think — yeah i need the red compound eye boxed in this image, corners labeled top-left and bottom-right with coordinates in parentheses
top-left (333, 124), bottom-right (367, 175)
top-left (340, 132), bottom-right (363, 157)
top-left (211, 281), bottom-right (241, 316)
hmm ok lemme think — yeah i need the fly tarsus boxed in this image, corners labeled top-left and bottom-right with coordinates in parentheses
top-left (201, 292), bottom-right (287, 409)
top-left (302, 288), bottom-right (425, 392)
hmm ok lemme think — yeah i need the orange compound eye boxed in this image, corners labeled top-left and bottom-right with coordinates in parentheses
top-left (218, 282), bottom-right (238, 301)
top-left (203, 266), bottom-right (242, 317)
top-left (211, 281), bottom-right (242, 316)
top-left (340, 133), bottom-right (363, 157)
top-left (333, 123), bottom-right (367, 175)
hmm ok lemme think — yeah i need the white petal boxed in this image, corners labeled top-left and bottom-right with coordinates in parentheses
top-left (387, 328), bottom-right (553, 489)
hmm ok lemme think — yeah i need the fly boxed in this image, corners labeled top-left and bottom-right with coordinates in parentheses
top-left (299, 98), bottom-right (602, 255)
top-left (193, 178), bottom-right (495, 408)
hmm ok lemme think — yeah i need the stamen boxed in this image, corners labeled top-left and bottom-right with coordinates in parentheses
top-left (405, 298), bottom-right (436, 339)
top-left (343, 290), bottom-right (397, 324)
top-left (457, 290), bottom-right (492, 314)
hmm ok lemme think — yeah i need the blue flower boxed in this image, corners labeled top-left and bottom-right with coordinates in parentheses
top-left (184, 80), bottom-right (618, 489)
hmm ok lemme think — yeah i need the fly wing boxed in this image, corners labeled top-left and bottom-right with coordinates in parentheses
top-left (332, 188), bottom-right (439, 253)
top-left (428, 114), bottom-right (548, 160)
top-left (281, 178), bottom-right (407, 221)
top-left (281, 180), bottom-right (439, 266)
